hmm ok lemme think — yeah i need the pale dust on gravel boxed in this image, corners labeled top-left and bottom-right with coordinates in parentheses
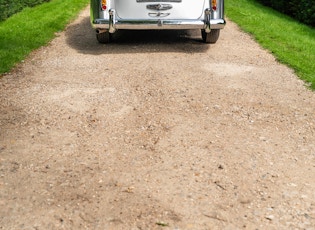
top-left (1, 6), bottom-right (315, 230)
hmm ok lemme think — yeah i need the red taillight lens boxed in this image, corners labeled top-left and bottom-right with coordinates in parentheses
top-left (101, 0), bottom-right (107, 11)
top-left (212, 0), bottom-right (217, 11)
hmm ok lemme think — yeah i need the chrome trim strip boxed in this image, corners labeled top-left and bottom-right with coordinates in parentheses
top-left (115, 20), bottom-right (205, 30)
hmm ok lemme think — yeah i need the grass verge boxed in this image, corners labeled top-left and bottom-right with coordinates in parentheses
top-left (0, 0), bottom-right (88, 75)
top-left (225, 0), bottom-right (315, 89)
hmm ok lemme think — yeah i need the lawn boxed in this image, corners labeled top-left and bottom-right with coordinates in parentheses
top-left (225, 0), bottom-right (315, 89)
top-left (0, 0), bottom-right (89, 74)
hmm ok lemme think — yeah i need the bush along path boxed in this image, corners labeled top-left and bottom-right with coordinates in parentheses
top-left (255, 0), bottom-right (315, 27)
top-left (0, 0), bottom-right (51, 21)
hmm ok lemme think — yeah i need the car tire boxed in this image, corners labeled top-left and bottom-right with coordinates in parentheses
top-left (96, 32), bottom-right (111, 44)
top-left (201, 29), bottom-right (220, 44)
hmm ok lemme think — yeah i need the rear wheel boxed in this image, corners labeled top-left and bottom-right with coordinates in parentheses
top-left (201, 29), bottom-right (220, 44)
top-left (96, 31), bottom-right (111, 44)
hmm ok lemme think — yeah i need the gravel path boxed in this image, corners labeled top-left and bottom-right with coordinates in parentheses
top-left (1, 7), bottom-right (315, 229)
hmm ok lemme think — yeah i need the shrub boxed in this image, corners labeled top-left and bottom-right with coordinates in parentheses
top-left (255, 0), bottom-right (315, 27)
top-left (295, 0), bottom-right (315, 27)
top-left (0, 0), bottom-right (50, 21)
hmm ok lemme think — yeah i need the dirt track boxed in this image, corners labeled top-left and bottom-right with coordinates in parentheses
top-left (1, 7), bottom-right (315, 229)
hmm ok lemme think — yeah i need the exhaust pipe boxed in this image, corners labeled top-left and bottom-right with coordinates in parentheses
top-left (96, 29), bottom-right (107, 34)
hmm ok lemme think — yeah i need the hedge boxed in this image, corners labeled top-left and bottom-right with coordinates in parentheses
top-left (256, 0), bottom-right (315, 27)
top-left (0, 0), bottom-right (50, 21)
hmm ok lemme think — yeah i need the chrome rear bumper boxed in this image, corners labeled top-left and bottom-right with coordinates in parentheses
top-left (92, 9), bottom-right (226, 33)
top-left (93, 19), bottom-right (225, 29)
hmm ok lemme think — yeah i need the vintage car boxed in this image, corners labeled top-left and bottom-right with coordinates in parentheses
top-left (90, 0), bottom-right (225, 43)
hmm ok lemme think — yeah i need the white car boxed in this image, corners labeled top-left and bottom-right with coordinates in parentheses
top-left (90, 0), bottom-right (225, 43)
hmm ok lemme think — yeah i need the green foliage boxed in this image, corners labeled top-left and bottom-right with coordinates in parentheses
top-left (0, 0), bottom-right (89, 74)
top-left (255, 0), bottom-right (315, 27)
top-left (226, 0), bottom-right (315, 89)
top-left (0, 0), bottom-right (51, 21)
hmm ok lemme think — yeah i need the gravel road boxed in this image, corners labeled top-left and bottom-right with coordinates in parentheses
top-left (1, 7), bottom-right (315, 229)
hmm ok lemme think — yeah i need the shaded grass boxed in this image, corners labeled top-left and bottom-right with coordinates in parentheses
top-left (226, 0), bottom-right (315, 89)
top-left (0, 0), bottom-right (88, 74)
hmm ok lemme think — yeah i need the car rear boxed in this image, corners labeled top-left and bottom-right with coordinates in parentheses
top-left (90, 0), bottom-right (225, 43)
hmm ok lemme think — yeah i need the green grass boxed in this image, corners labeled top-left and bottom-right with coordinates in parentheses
top-left (0, 0), bottom-right (88, 74)
top-left (226, 0), bottom-right (315, 89)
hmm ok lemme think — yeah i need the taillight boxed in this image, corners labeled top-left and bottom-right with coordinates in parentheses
top-left (101, 0), bottom-right (107, 11)
top-left (212, 0), bottom-right (217, 11)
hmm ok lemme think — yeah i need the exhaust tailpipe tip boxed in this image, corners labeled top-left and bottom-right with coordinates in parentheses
top-left (96, 29), bottom-right (107, 34)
